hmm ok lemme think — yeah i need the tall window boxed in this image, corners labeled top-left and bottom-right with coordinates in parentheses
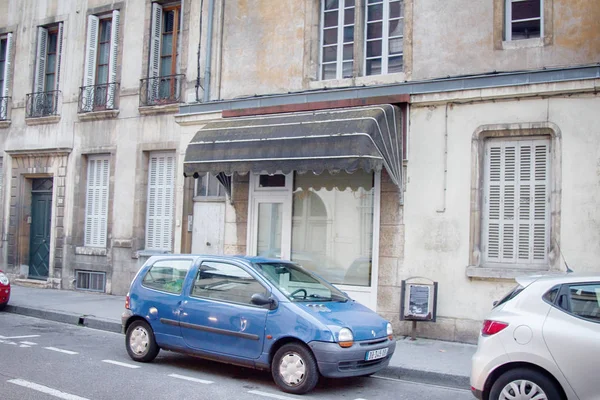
top-left (320, 0), bottom-right (355, 80)
top-left (82, 11), bottom-right (120, 112)
top-left (85, 156), bottom-right (110, 247)
top-left (365, 0), bottom-right (404, 75)
top-left (31, 23), bottom-right (64, 117)
top-left (482, 138), bottom-right (550, 265)
top-left (148, 2), bottom-right (181, 102)
top-left (146, 152), bottom-right (175, 252)
top-left (505, 0), bottom-right (542, 41)
top-left (0, 33), bottom-right (13, 120)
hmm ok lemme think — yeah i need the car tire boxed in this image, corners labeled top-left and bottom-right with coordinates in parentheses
top-left (271, 343), bottom-right (319, 395)
top-left (0, 303), bottom-right (6, 311)
top-left (489, 368), bottom-right (563, 400)
top-left (125, 320), bottom-right (160, 363)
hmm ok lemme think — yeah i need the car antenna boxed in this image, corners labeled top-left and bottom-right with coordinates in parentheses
top-left (553, 239), bottom-right (573, 273)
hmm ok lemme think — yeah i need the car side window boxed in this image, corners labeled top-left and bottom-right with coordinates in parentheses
top-left (191, 261), bottom-right (268, 305)
top-left (142, 259), bottom-right (193, 294)
top-left (567, 283), bottom-right (600, 323)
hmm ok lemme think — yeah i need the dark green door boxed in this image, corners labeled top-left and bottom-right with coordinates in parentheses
top-left (29, 180), bottom-right (53, 280)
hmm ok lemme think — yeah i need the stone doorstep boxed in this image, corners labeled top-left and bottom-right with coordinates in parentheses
top-left (12, 278), bottom-right (53, 289)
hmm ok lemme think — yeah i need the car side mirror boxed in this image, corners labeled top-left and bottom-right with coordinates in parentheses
top-left (251, 293), bottom-right (277, 309)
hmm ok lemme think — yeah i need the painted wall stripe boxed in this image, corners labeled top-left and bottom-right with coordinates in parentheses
top-left (101, 359), bottom-right (141, 369)
top-left (8, 379), bottom-right (90, 400)
top-left (45, 347), bottom-right (79, 355)
top-left (168, 373), bottom-right (213, 385)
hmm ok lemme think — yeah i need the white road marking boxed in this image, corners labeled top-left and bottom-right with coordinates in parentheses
top-left (0, 334), bottom-right (41, 339)
top-left (20, 344), bottom-right (31, 348)
top-left (5, 341), bottom-right (17, 345)
top-left (8, 379), bottom-right (90, 400)
top-left (102, 359), bottom-right (141, 369)
top-left (168, 373), bottom-right (214, 384)
top-left (370, 375), bottom-right (471, 393)
top-left (20, 341), bottom-right (38, 345)
top-left (247, 390), bottom-right (298, 400)
top-left (45, 347), bottom-right (79, 355)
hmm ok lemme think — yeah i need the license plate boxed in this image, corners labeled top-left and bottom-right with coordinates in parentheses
top-left (365, 348), bottom-right (388, 361)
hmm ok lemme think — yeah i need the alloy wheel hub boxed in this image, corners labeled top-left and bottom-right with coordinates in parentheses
top-left (130, 326), bottom-right (149, 355)
top-left (499, 380), bottom-right (547, 400)
top-left (279, 353), bottom-right (306, 386)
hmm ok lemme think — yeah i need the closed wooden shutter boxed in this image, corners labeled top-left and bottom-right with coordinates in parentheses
top-left (85, 156), bottom-right (110, 247)
top-left (146, 153), bottom-right (175, 251)
top-left (1, 33), bottom-right (12, 119)
top-left (82, 16), bottom-right (99, 111)
top-left (148, 3), bottom-right (162, 101)
top-left (55, 22), bottom-right (64, 92)
top-left (483, 138), bottom-right (550, 265)
top-left (106, 10), bottom-right (120, 108)
top-left (34, 27), bottom-right (48, 94)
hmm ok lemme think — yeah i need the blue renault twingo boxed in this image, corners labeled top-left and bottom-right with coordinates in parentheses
top-left (122, 255), bottom-right (396, 394)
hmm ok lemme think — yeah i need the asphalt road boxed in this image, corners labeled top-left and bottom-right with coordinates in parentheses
top-left (0, 313), bottom-right (473, 400)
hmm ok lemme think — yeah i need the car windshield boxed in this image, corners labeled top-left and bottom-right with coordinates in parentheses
top-left (254, 262), bottom-right (348, 302)
top-left (493, 284), bottom-right (524, 308)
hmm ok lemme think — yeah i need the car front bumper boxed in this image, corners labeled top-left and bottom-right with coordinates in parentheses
top-left (0, 285), bottom-right (10, 306)
top-left (309, 338), bottom-right (396, 378)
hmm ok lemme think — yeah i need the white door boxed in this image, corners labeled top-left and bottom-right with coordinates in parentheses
top-left (248, 192), bottom-right (292, 259)
top-left (191, 202), bottom-right (225, 254)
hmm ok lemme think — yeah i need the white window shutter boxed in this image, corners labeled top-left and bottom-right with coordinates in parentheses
top-left (1, 33), bottom-right (12, 120)
top-left (83, 16), bottom-right (99, 112)
top-left (34, 27), bottom-right (48, 94)
top-left (146, 153), bottom-right (175, 251)
top-left (55, 22), bottom-right (64, 92)
top-left (148, 3), bottom-right (162, 101)
top-left (106, 10), bottom-right (120, 109)
top-left (85, 156), bottom-right (110, 247)
top-left (532, 142), bottom-right (549, 260)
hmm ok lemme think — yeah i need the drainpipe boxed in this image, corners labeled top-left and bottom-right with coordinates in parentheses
top-left (203, 0), bottom-right (215, 102)
top-left (195, 0), bottom-right (204, 102)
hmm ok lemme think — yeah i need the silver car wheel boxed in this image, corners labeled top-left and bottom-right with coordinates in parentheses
top-left (279, 352), bottom-right (306, 386)
top-left (129, 326), bottom-right (150, 356)
top-left (498, 379), bottom-right (547, 400)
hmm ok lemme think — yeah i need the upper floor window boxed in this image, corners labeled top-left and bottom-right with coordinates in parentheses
top-left (365, 0), bottom-right (404, 75)
top-left (0, 33), bottom-right (13, 120)
top-left (505, 0), bottom-right (542, 41)
top-left (81, 11), bottom-right (120, 112)
top-left (320, 0), bottom-right (355, 80)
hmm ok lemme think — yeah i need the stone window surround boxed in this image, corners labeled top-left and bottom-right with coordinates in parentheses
top-left (493, 0), bottom-right (554, 50)
top-left (466, 122), bottom-right (562, 280)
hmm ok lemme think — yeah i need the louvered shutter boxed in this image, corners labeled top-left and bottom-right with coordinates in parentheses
top-left (146, 153), bottom-right (175, 251)
top-left (83, 16), bottom-right (99, 112)
top-left (106, 10), bottom-right (120, 109)
top-left (55, 22), bottom-right (64, 92)
top-left (1, 33), bottom-right (12, 119)
top-left (85, 156), bottom-right (110, 247)
top-left (34, 27), bottom-right (48, 94)
top-left (148, 3), bottom-right (162, 101)
top-left (483, 138), bottom-right (550, 265)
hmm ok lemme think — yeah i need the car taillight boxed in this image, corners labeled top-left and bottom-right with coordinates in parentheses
top-left (125, 293), bottom-right (130, 310)
top-left (481, 320), bottom-right (508, 336)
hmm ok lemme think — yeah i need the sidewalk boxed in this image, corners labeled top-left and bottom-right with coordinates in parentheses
top-left (4, 285), bottom-right (474, 389)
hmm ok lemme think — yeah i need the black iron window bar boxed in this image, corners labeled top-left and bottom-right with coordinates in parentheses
top-left (26, 90), bottom-right (61, 118)
top-left (78, 82), bottom-right (120, 113)
top-left (139, 74), bottom-right (184, 107)
top-left (0, 96), bottom-right (10, 120)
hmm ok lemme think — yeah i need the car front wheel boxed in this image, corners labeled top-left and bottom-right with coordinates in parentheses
top-left (271, 343), bottom-right (319, 394)
top-left (125, 320), bottom-right (160, 362)
top-left (489, 368), bottom-right (562, 400)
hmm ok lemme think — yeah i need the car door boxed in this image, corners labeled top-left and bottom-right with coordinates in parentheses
top-left (179, 260), bottom-right (270, 359)
top-left (542, 282), bottom-right (600, 400)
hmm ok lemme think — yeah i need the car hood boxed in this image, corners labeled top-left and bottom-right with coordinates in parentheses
top-left (299, 300), bottom-right (389, 341)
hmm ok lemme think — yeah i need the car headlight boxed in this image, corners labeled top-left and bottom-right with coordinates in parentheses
top-left (338, 328), bottom-right (354, 348)
top-left (0, 272), bottom-right (9, 285)
top-left (387, 322), bottom-right (393, 340)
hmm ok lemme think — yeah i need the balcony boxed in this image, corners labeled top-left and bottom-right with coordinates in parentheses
top-left (78, 82), bottom-right (120, 114)
top-left (26, 90), bottom-right (61, 119)
top-left (139, 74), bottom-right (184, 109)
top-left (0, 96), bottom-right (10, 122)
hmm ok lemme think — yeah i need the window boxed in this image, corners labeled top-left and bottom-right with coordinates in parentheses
top-left (148, 2), bottom-right (181, 102)
top-left (194, 173), bottom-right (225, 198)
top-left (30, 23), bottom-right (63, 117)
top-left (319, 0), bottom-right (404, 80)
top-left (145, 152), bottom-right (175, 251)
top-left (505, 0), bottom-right (542, 41)
top-left (0, 33), bottom-right (13, 120)
top-left (81, 11), bottom-right (120, 112)
top-left (567, 284), bottom-right (600, 323)
top-left (75, 270), bottom-right (106, 292)
top-left (142, 259), bottom-right (192, 294)
top-left (84, 156), bottom-right (110, 247)
top-left (365, 0), bottom-right (404, 75)
top-left (191, 261), bottom-right (267, 304)
top-left (482, 138), bottom-right (550, 266)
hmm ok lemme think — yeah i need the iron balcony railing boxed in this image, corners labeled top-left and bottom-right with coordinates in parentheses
top-left (26, 90), bottom-right (61, 118)
top-left (139, 74), bottom-right (184, 107)
top-left (0, 96), bottom-right (10, 120)
top-left (78, 82), bottom-right (120, 113)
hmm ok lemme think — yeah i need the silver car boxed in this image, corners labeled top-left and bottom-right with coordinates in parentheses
top-left (471, 273), bottom-right (600, 400)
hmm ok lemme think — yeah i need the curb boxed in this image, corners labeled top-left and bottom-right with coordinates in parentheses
top-left (5, 305), bottom-right (122, 334)
top-left (375, 365), bottom-right (470, 390)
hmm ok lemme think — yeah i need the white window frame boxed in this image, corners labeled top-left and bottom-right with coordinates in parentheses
top-left (505, 0), bottom-right (543, 41)
top-left (364, 0), bottom-right (404, 75)
top-left (34, 23), bottom-right (63, 94)
top-left (84, 155), bottom-right (110, 248)
top-left (194, 172), bottom-right (225, 199)
top-left (482, 137), bottom-right (550, 266)
top-left (319, 0), bottom-right (355, 80)
top-left (145, 152), bottom-right (176, 252)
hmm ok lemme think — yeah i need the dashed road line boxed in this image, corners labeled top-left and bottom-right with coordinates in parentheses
top-left (20, 341), bottom-right (38, 345)
top-left (247, 390), bottom-right (299, 400)
top-left (102, 359), bottom-right (141, 369)
top-left (0, 334), bottom-right (41, 340)
top-left (168, 373), bottom-right (214, 384)
top-left (45, 347), bottom-right (79, 355)
top-left (8, 379), bottom-right (90, 400)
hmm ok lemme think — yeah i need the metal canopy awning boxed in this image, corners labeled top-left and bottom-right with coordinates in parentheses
top-left (183, 104), bottom-right (403, 188)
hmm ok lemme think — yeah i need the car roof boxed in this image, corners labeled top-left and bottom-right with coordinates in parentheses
top-left (516, 272), bottom-right (600, 287)
top-left (147, 254), bottom-right (291, 265)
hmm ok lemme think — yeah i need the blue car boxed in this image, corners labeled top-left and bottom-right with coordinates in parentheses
top-left (122, 255), bottom-right (396, 394)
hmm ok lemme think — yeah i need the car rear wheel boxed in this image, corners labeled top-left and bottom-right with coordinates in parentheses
top-left (489, 368), bottom-right (562, 400)
top-left (272, 343), bottom-right (319, 394)
top-left (125, 320), bottom-right (159, 362)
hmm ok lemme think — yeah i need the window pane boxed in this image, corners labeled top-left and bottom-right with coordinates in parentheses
top-left (324, 10), bottom-right (338, 28)
top-left (511, 0), bottom-right (541, 20)
top-left (98, 42), bottom-right (110, 64)
top-left (100, 20), bottom-right (112, 42)
top-left (160, 56), bottom-right (173, 76)
top-left (389, 37), bottom-right (403, 55)
top-left (512, 20), bottom-right (541, 39)
top-left (389, 1), bottom-right (403, 19)
top-left (96, 65), bottom-right (108, 84)
top-left (207, 174), bottom-right (221, 196)
top-left (324, 0), bottom-right (339, 11)
top-left (46, 54), bottom-right (56, 73)
top-left (568, 284), bottom-right (600, 322)
top-left (323, 28), bottom-right (338, 46)
top-left (342, 60), bottom-right (353, 78)
top-left (345, 0), bottom-right (355, 7)
top-left (196, 174), bottom-right (208, 196)
top-left (366, 39), bottom-right (382, 57)
top-left (192, 262), bottom-right (267, 304)
top-left (48, 33), bottom-right (58, 53)
top-left (142, 259), bottom-right (192, 294)
top-left (367, 22), bottom-right (383, 40)
top-left (322, 63), bottom-right (337, 79)
top-left (259, 174), bottom-right (286, 188)
top-left (343, 26), bottom-right (354, 42)
top-left (389, 18), bottom-right (404, 37)
top-left (323, 45), bottom-right (337, 62)
top-left (367, 4), bottom-right (383, 21)
top-left (366, 58), bottom-right (381, 75)
top-left (162, 33), bottom-right (173, 56)
top-left (164, 10), bottom-right (176, 33)
top-left (292, 171), bottom-right (374, 286)
top-left (343, 44), bottom-right (353, 61)
top-left (388, 55), bottom-right (403, 73)
top-left (344, 8), bottom-right (354, 25)
top-left (257, 203), bottom-right (283, 258)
